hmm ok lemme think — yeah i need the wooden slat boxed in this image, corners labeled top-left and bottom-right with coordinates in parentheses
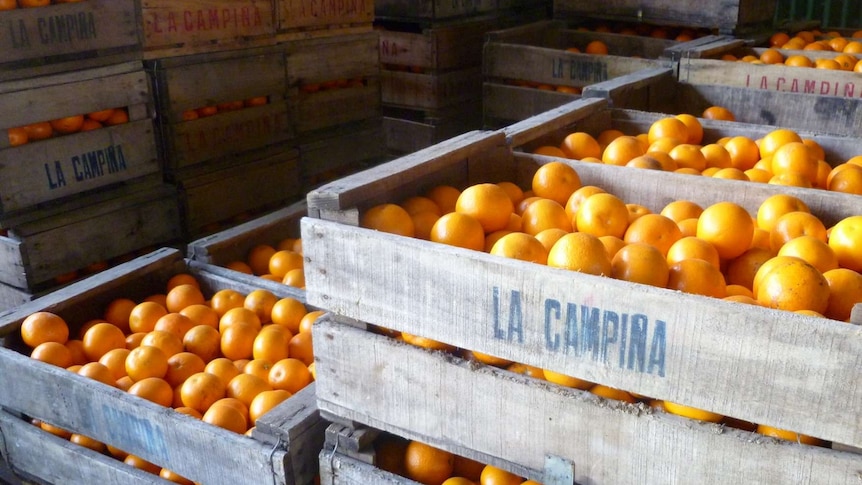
top-left (284, 32), bottom-right (380, 88)
top-left (278, 0), bottom-right (373, 31)
top-left (383, 108), bottom-right (483, 155)
top-left (381, 67), bottom-right (482, 109)
top-left (314, 319), bottom-right (862, 485)
top-left (293, 82), bottom-right (380, 133)
top-left (319, 449), bottom-right (420, 485)
top-left (374, 0), bottom-right (495, 22)
top-left (378, 17), bottom-right (498, 71)
top-left (483, 83), bottom-right (580, 129)
top-left (299, 120), bottom-right (388, 184)
top-left (0, 410), bottom-right (172, 485)
top-left (501, 97), bottom-right (607, 148)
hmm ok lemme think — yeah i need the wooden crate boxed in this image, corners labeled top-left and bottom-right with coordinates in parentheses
top-left (381, 67), bottom-right (483, 110)
top-left (383, 101), bottom-right (483, 154)
top-left (284, 32), bottom-right (380, 134)
top-left (0, 0), bottom-right (141, 82)
top-left (580, 67), bottom-right (862, 137)
top-left (140, 0), bottom-right (278, 59)
top-left (301, 112), bottom-right (862, 457)
top-left (276, 0), bottom-right (373, 41)
top-left (374, 0), bottom-right (496, 23)
top-left (298, 119), bottom-right (389, 188)
top-left (483, 82), bottom-right (579, 129)
top-left (0, 179), bottom-right (180, 293)
top-left (552, 0), bottom-right (777, 33)
top-left (173, 143), bottom-right (301, 239)
top-left (147, 45), bottom-right (292, 172)
top-left (0, 62), bottom-right (159, 219)
top-left (313, 316), bottom-right (861, 485)
top-left (0, 248), bottom-right (327, 485)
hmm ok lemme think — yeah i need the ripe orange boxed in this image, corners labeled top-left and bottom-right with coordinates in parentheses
top-left (602, 136), bottom-right (646, 166)
top-left (597, 129), bottom-right (625, 147)
top-left (166, 273), bottom-right (200, 291)
top-left (249, 389), bottom-right (293, 423)
top-left (560, 132), bottom-right (602, 160)
top-left (584, 40), bottom-right (609, 55)
top-left (125, 345), bottom-right (169, 382)
top-left (759, 48), bottom-right (784, 65)
top-left (532, 162), bottom-right (582, 206)
top-left (623, 214), bottom-right (683, 257)
top-left (22, 122), bottom-right (53, 140)
top-left (666, 236), bottom-right (721, 270)
top-left (181, 325), bottom-right (220, 362)
top-left (757, 424), bottom-right (823, 446)
top-left (759, 129), bottom-right (803, 160)
top-left (181, 371), bottom-right (226, 412)
top-left (769, 211), bottom-right (827, 252)
top-left (288, 331), bottom-right (314, 365)
top-left (298, 310), bottom-right (325, 334)
top-left (611, 242), bottom-right (669, 287)
top-left (480, 465), bottom-right (523, 485)
top-left (543, 369), bottom-right (592, 389)
top-left (565, 185), bottom-right (606, 219)
top-left (828, 215), bottom-right (862, 272)
top-left (270, 297), bottom-right (307, 333)
top-left (625, 155), bottom-right (664, 170)
top-left (243, 358), bottom-right (274, 382)
top-left (153, 312), bottom-right (196, 340)
top-left (21, 312), bottom-right (69, 348)
top-left (777, 235), bottom-right (838, 273)
top-left (534, 228), bottom-right (569, 253)
top-left (667, 258), bottom-right (727, 298)
top-left (202, 403), bottom-right (248, 434)
top-left (489, 233), bottom-right (548, 265)
top-left (268, 357), bottom-right (312, 393)
top-left (97, 347), bottom-right (130, 380)
top-left (7, 127), bottom-right (28, 146)
top-left (401, 196), bottom-right (442, 217)
top-left (828, 163), bottom-right (862, 194)
top-left (575, 193), bottom-right (629, 238)
top-left (30, 341), bottom-right (73, 368)
top-left (204, 357), bottom-right (241, 386)
top-left (165, 284), bottom-right (205, 313)
top-left (756, 258), bottom-right (829, 313)
top-left (226, 373), bottom-right (272, 408)
top-left (590, 384), bottom-right (637, 403)
top-left (179, 304), bottom-right (218, 329)
top-left (69, 433), bottom-right (105, 453)
top-left (220, 321), bottom-right (259, 361)
top-left (141, 330), bottom-right (184, 358)
top-left (226, 261), bottom-right (254, 274)
top-left (723, 136), bottom-right (760, 170)
top-left (129, 301), bottom-right (168, 334)
top-left (430, 213), bottom-right (486, 251)
top-left (533, 145), bottom-right (567, 157)
top-left (547, 232), bottom-right (611, 276)
top-left (674, 114), bottom-right (703, 144)
top-left (361, 204), bottom-right (415, 237)
top-left (455, 184), bottom-right (515, 233)
top-left (700, 144), bottom-right (732, 169)
top-left (82, 322), bottom-right (126, 361)
top-left (165, 352), bottom-right (206, 388)
top-left (756, 194), bottom-right (810, 233)
top-left (441, 477), bottom-right (476, 485)
top-left (268, 250), bottom-right (303, 279)
top-left (663, 401), bottom-right (723, 422)
top-left (702, 106), bottom-right (735, 121)
top-left (78, 362), bottom-right (116, 387)
top-left (403, 441), bottom-right (455, 485)
top-left (128, 377), bottom-right (173, 407)
top-left (696, 202), bottom-right (754, 260)
top-left (219, 307), bottom-right (262, 332)
top-left (648, 118), bottom-right (689, 145)
top-left (425, 185), bottom-right (461, 214)
top-left (770, 141), bottom-right (817, 182)
top-left (668, 144), bottom-right (707, 172)
top-left (252, 325), bottom-right (293, 362)
top-left (785, 54), bottom-right (814, 67)
top-left (822, 268), bottom-right (862, 321)
top-left (725, 247), bottom-right (775, 289)
top-left (246, 245), bottom-right (277, 276)
top-left (661, 200), bottom-right (703, 223)
top-left (521, 199), bottom-right (572, 235)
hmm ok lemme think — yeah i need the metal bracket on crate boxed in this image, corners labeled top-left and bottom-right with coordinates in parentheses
top-left (323, 422), bottom-right (379, 464)
top-left (543, 454), bottom-right (576, 485)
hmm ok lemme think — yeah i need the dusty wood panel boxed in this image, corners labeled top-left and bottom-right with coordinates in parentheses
top-left (278, 0), bottom-right (373, 31)
top-left (0, 120), bottom-right (159, 216)
top-left (374, 0), bottom-right (496, 21)
top-left (0, 0), bottom-right (141, 81)
top-left (581, 67), bottom-right (676, 111)
top-left (483, 42), bottom-right (672, 89)
top-left (140, 0), bottom-right (276, 54)
top-left (500, 96), bottom-right (607, 148)
top-left (383, 108), bottom-right (483, 154)
top-left (320, 450), bottom-right (420, 485)
top-left (314, 319), bottom-right (862, 484)
top-left (299, 120), bottom-right (388, 184)
top-left (293, 82), bottom-right (380, 133)
top-left (285, 32), bottom-right (379, 87)
top-left (382, 67), bottom-right (482, 109)
top-left (186, 199), bottom-right (306, 265)
top-left (552, 0), bottom-right (776, 31)
top-left (177, 147), bottom-right (300, 238)
top-left (378, 17), bottom-right (498, 71)
top-left (0, 282), bottom-right (34, 314)
top-left (0, 410), bottom-right (171, 485)
top-left (483, 82), bottom-right (579, 129)
top-left (0, 184), bottom-right (180, 290)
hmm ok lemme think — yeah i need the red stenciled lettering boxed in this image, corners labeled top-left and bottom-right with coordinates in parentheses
top-left (167, 12), bottom-right (177, 32)
top-left (745, 73), bottom-right (750, 87)
top-left (844, 83), bottom-right (855, 97)
top-left (776, 77), bottom-right (785, 90)
top-left (242, 7), bottom-right (251, 27)
top-left (151, 13), bottom-right (163, 33)
top-left (197, 11), bottom-right (207, 30)
top-left (253, 6), bottom-right (262, 26)
top-left (208, 9), bottom-right (219, 29)
top-left (790, 79), bottom-right (799, 92)
top-left (821, 81), bottom-right (831, 95)
top-left (803, 80), bottom-right (816, 93)
top-left (184, 11), bottom-right (194, 31)
top-left (221, 8), bottom-right (232, 29)
top-left (759, 76), bottom-right (768, 89)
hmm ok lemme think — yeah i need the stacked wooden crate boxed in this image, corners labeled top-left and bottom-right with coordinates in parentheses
top-left (300, 96), bottom-right (862, 484)
top-left (0, 6), bottom-right (181, 312)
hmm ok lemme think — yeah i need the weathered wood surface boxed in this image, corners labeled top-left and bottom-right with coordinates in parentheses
top-left (285, 32), bottom-right (380, 88)
top-left (278, 0), bottom-right (373, 31)
top-left (378, 16), bottom-right (498, 71)
top-left (294, 82), bottom-right (381, 133)
top-left (319, 447), bottom-right (422, 485)
top-left (298, 119), bottom-right (389, 185)
top-left (374, 0), bottom-right (496, 22)
top-left (382, 67), bottom-right (482, 109)
top-left (483, 83), bottom-right (579, 129)
top-left (314, 318), bottom-right (862, 484)
top-left (384, 105), bottom-right (483, 154)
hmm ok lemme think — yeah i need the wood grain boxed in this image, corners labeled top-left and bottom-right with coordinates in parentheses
top-left (141, 0), bottom-right (276, 49)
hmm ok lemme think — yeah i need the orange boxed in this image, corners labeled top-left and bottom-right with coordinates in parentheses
top-left (166, 273), bottom-right (199, 291)
top-left (533, 145), bottom-right (567, 157)
top-left (575, 193), bottom-right (629, 238)
top-left (784, 54), bottom-right (814, 67)
top-left (660, 200), bottom-right (703, 223)
top-left (125, 345), bottom-right (169, 382)
top-left (759, 48), bottom-right (784, 65)
top-left (268, 250), bottom-right (303, 279)
top-left (143, 293), bottom-right (168, 308)
top-left (249, 389), bottom-right (293, 423)
top-left (726, 285), bottom-right (754, 298)
top-left (77, 362), bottom-right (116, 387)
top-left (745, 168), bottom-right (773, 183)
top-left (22, 121), bottom-right (53, 141)
top-left (154, 312), bottom-right (196, 340)
top-left (723, 136), bottom-right (760, 170)
top-left (271, 298), bottom-right (307, 333)
top-left (756, 424), bottom-right (823, 446)
top-left (547, 232), bottom-right (611, 276)
top-left (505, 363), bottom-right (546, 380)
top-left (590, 384), bottom-right (637, 403)
top-left (834, 54), bottom-right (857, 70)
top-left (756, 194), bottom-right (810, 233)
top-left (769, 32), bottom-right (790, 47)
top-left (648, 117), bottom-right (689, 145)
top-left (361, 204), bottom-right (415, 237)
top-left (425, 185), bottom-right (461, 214)
top-left (129, 301), bottom-right (168, 334)
top-left (128, 377), bottom-right (173, 407)
top-left (759, 128), bottom-right (802, 160)
top-left (712, 168), bottom-right (749, 181)
top-left (623, 214), bottom-right (683, 257)
top-left (205, 358), bottom-right (241, 386)
top-left (181, 371), bottom-right (226, 412)
top-left (243, 358), bottom-right (274, 382)
top-left (104, 108), bottom-right (129, 125)
top-left (828, 215), bottom-right (862, 272)
top-left (666, 236), bottom-right (721, 269)
top-left (543, 369), bottom-right (592, 389)
top-left (532, 162), bottom-right (582, 206)
top-left (625, 155), bottom-right (664, 170)
top-left (298, 310), bottom-right (325, 334)
top-left (401, 196), bottom-right (442, 216)
top-left (21, 312), bottom-right (69, 348)
top-left (485, 230), bottom-right (514, 252)
top-left (252, 325), bottom-right (293, 362)
top-left (677, 218), bottom-right (699, 238)
top-left (696, 202), bottom-right (754, 260)
top-left (700, 144), bottom-right (732, 169)
top-left (100, 298), bottom-right (135, 334)
top-left (165, 352), bottom-right (206, 388)
top-left (560, 132), bottom-right (602, 160)
top-left (844, 41), bottom-right (862, 53)
top-left (668, 144), bottom-right (707, 172)
top-left (777, 236), bottom-right (838, 273)
top-left (165, 284), bottom-right (205, 313)
top-left (219, 307), bottom-right (262, 332)
top-left (828, 163), bottom-right (862, 194)
top-left (725, 247), bottom-right (775, 289)
top-left (565, 185), bottom-right (606, 219)
top-left (801, 138), bottom-right (826, 162)
top-left (268, 357), bottom-right (312, 393)
top-left (756, 258), bottom-right (829, 313)
top-left (30, 341), bottom-right (73, 368)
top-left (770, 142), bottom-right (817, 183)
top-left (247, 245), bottom-right (277, 276)
top-left (97, 347), bottom-right (129, 380)
top-left (241, 289), bottom-right (277, 325)
top-left (489, 233), bottom-right (548, 265)
top-left (702, 106), bottom-right (735, 121)
top-left (442, 478), bottom-right (476, 485)
top-left (288, 332), bottom-right (314, 365)
top-left (627, 204), bottom-right (651, 225)
top-left (82, 322), bottom-right (126, 361)
top-left (210, 289), bottom-right (246, 318)
top-left (7, 127), bottom-right (28, 146)
top-left (179, 304), bottom-right (218, 329)
top-left (479, 465), bottom-right (523, 485)
top-left (519, 199), bottom-right (573, 237)
top-left (430, 213), bottom-right (486, 251)
top-left (597, 129), bottom-right (625, 147)
top-left (226, 373), bottom-right (271, 408)
top-left (611, 243), bottom-right (669, 287)
top-left (599, 235), bottom-right (626, 259)
top-left (535, 228), bottom-right (569, 253)
top-left (203, 403), bottom-right (248, 434)
top-left (141, 330), bottom-right (184, 358)
top-left (674, 114), bottom-right (703, 144)
top-left (455, 184), bottom-right (515, 233)
top-left (124, 454), bottom-right (160, 474)
top-left (497, 182), bottom-right (525, 207)
top-left (403, 441), bottom-right (455, 485)
top-left (667, 259), bottom-right (727, 298)
top-left (815, 59), bottom-right (841, 70)
top-left (69, 434), bottom-right (105, 453)
top-left (663, 401), bottom-right (723, 422)
top-left (602, 136), bottom-right (646, 166)
top-left (822, 268), bottom-right (862, 321)
top-left (402, 332), bottom-right (455, 352)
top-left (769, 211), bottom-right (827, 252)
top-left (182, 325), bottom-right (221, 362)
top-left (584, 40), bottom-right (608, 55)
top-left (226, 260), bottom-right (253, 274)
top-left (220, 321), bottom-right (258, 361)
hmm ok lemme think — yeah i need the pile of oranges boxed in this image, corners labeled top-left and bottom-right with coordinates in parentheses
top-left (572, 22), bottom-right (710, 42)
top-left (299, 77), bottom-right (368, 94)
top-left (534, 112), bottom-right (862, 194)
top-left (221, 236), bottom-right (305, 289)
top-left (721, 30), bottom-right (862, 71)
top-left (180, 96), bottom-right (269, 122)
top-left (20, 273), bottom-right (318, 483)
top-left (358, 144), bottom-right (861, 444)
top-left (7, 107), bottom-right (129, 147)
top-left (0, 0), bottom-right (76, 9)
top-left (373, 432), bottom-right (540, 485)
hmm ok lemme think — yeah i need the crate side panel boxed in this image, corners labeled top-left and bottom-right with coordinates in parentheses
top-left (278, 0), bottom-right (373, 31)
top-left (285, 32), bottom-right (379, 87)
top-left (294, 83), bottom-right (380, 133)
top-left (141, 0), bottom-right (276, 50)
top-left (381, 68), bottom-right (482, 109)
top-left (483, 83), bottom-right (577, 128)
top-left (553, 0), bottom-right (775, 30)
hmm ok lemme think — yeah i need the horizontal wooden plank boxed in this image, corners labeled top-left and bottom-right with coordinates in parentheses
top-left (299, 120), bottom-right (388, 184)
top-left (500, 96), bottom-right (607, 148)
top-left (483, 82), bottom-right (580, 129)
top-left (314, 318), bottom-right (862, 484)
top-left (378, 16), bottom-right (498, 71)
top-left (374, 0), bottom-right (495, 21)
top-left (278, 0), bottom-right (373, 31)
top-left (320, 449), bottom-right (420, 485)
top-left (293, 82), bottom-right (381, 133)
top-left (381, 67), bottom-right (482, 109)
top-left (383, 109), bottom-right (483, 154)
top-left (0, 410), bottom-right (172, 485)
top-left (284, 31), bottom-right (379, 87)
